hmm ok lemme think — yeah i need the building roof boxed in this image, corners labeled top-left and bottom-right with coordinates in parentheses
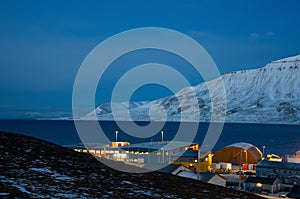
top-left (171, 150), bottom-right (209, 159)
top-left (213, 142), bottom-right (262, 164)
top-left (199, 172), bottom-right (216, 182)
top-left (257, 160), bottom-right (300, 171)
top-left (158, 164), bottom-right (183, 174)
top-left (244, 177), bottom-right (279, 185)
top-left (287, 175), bottom-right (300, 179)
top-left (226, 142), bottom-right (255, 150)
top-left (297, 149), bottom-right (300, 155)
top-left (120, 141), bottom-right (196, 152)
top-left (177, 171), bottom-right (220, 182)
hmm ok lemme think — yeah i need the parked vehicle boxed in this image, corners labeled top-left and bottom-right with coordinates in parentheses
top-left (244, 171), bottom-right (255, 176)
top-left (236, 171), bottom-right (244, 175)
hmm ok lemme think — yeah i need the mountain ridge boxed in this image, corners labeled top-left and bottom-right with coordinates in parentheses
top-left (88, 55), bottom-right (300, 124)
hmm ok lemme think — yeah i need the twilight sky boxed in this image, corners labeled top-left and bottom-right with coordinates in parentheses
top-left (0, 0), bottom-right (299, 118)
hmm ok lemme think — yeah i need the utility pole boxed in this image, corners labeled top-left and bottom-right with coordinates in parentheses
top-left (238, 149), bottom-right (242, 190)
top-left (197, 146), bottom-right (201, 181)
top-left (115, 131), bottom-right (118, 143)
top-left (161, 131), bottom-right (164, 143)
top-left (262, 146), bottom-right (266, 159)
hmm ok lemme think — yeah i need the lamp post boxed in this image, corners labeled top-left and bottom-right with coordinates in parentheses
top-left (238, 149), bottom-right (242, 190)
top-left (161, 131), bottom-right (164, 143)
top-left (262, 146), bottom-right (266, 159)
top-left (197, 147), bottom-right (201, 181)
top-left (115, 131), bottom-right (118, 143)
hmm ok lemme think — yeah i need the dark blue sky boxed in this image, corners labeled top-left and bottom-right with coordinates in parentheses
top-left (0, 0), bottom-right (299, 117)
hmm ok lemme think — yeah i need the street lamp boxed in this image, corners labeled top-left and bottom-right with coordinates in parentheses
top-left (115, 131), bottom-right (118, 143)
top-left (197, 147), bottom-right (201, 181)
top-left (161, 131), bottom-right (164, 143)
top-left (238, 149), bottom-right (243, 190)
top-left (244, 150), bottom-right (248, 164)
top-left (262, 146), bottom-right (266, 159)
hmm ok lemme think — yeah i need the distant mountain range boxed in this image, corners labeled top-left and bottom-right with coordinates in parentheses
top-left (86, 55), bottom-right (300, 124)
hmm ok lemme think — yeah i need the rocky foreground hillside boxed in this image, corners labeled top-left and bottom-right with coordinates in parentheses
top-left (0, 131), bottom-right (263, 198)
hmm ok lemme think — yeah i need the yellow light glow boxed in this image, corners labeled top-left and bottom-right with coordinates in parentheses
top-left (256, 183), bottom-right (263, 188)
top-left (89, 150), bottom-right (95, 153)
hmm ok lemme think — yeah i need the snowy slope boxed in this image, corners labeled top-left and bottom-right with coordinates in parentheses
top-left (89, 55), bottom-right (300, 124)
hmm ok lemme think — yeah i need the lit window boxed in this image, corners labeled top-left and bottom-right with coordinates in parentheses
top-left (89, 150), bottom-right (95, 154)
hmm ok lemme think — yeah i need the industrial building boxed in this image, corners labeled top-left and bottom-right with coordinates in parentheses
top-left (213, 142), bottom-right (262, 165)
top-left (74, 141), bottom-right (199, 165)
top-left (118, 141), bottom-right (199, 165)
top-left (70, 141), bottom-right (216, 173)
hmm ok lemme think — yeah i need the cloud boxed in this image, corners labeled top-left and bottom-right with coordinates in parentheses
top-left (250, 33), bottom-right (260, 38)
top-left (266, 32), bottom-right (275, 36)
top-left (249, 32), bottom-right (275, 40)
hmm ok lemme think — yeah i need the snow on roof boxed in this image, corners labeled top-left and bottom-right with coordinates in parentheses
top-left (296, 149), bottom-right (300, 155)
top-left (226, 142), bottom-right (255, 150)
top-left (177, 171), bottom-right (221, 182)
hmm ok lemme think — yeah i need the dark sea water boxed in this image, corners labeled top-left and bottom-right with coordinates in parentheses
top-left (0, 119), bottom-right (299, 156)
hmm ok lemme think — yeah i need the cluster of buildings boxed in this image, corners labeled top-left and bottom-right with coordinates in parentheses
top-left (70, 140), bottom-right (300, 197)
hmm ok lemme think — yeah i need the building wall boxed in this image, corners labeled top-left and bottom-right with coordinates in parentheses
top-left (272, 179), bottom-right (281, 193)
top-left (287, 157), bottom-right (300, 164)
top-left (244, 180), bottom-right (281, 193)
top-left (244, 183), bottom-right (272, 193)
top-left (172, 154), bottom-right (213, 172)
top-left (173, 161), bottom-right (212, 172)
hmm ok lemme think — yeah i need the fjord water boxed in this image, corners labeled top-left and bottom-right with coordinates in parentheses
top-left (0, 119), bottom-right (299, 156)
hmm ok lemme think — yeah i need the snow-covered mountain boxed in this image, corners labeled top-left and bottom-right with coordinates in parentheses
top-left (88, 55), bottom-right (300, 124)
